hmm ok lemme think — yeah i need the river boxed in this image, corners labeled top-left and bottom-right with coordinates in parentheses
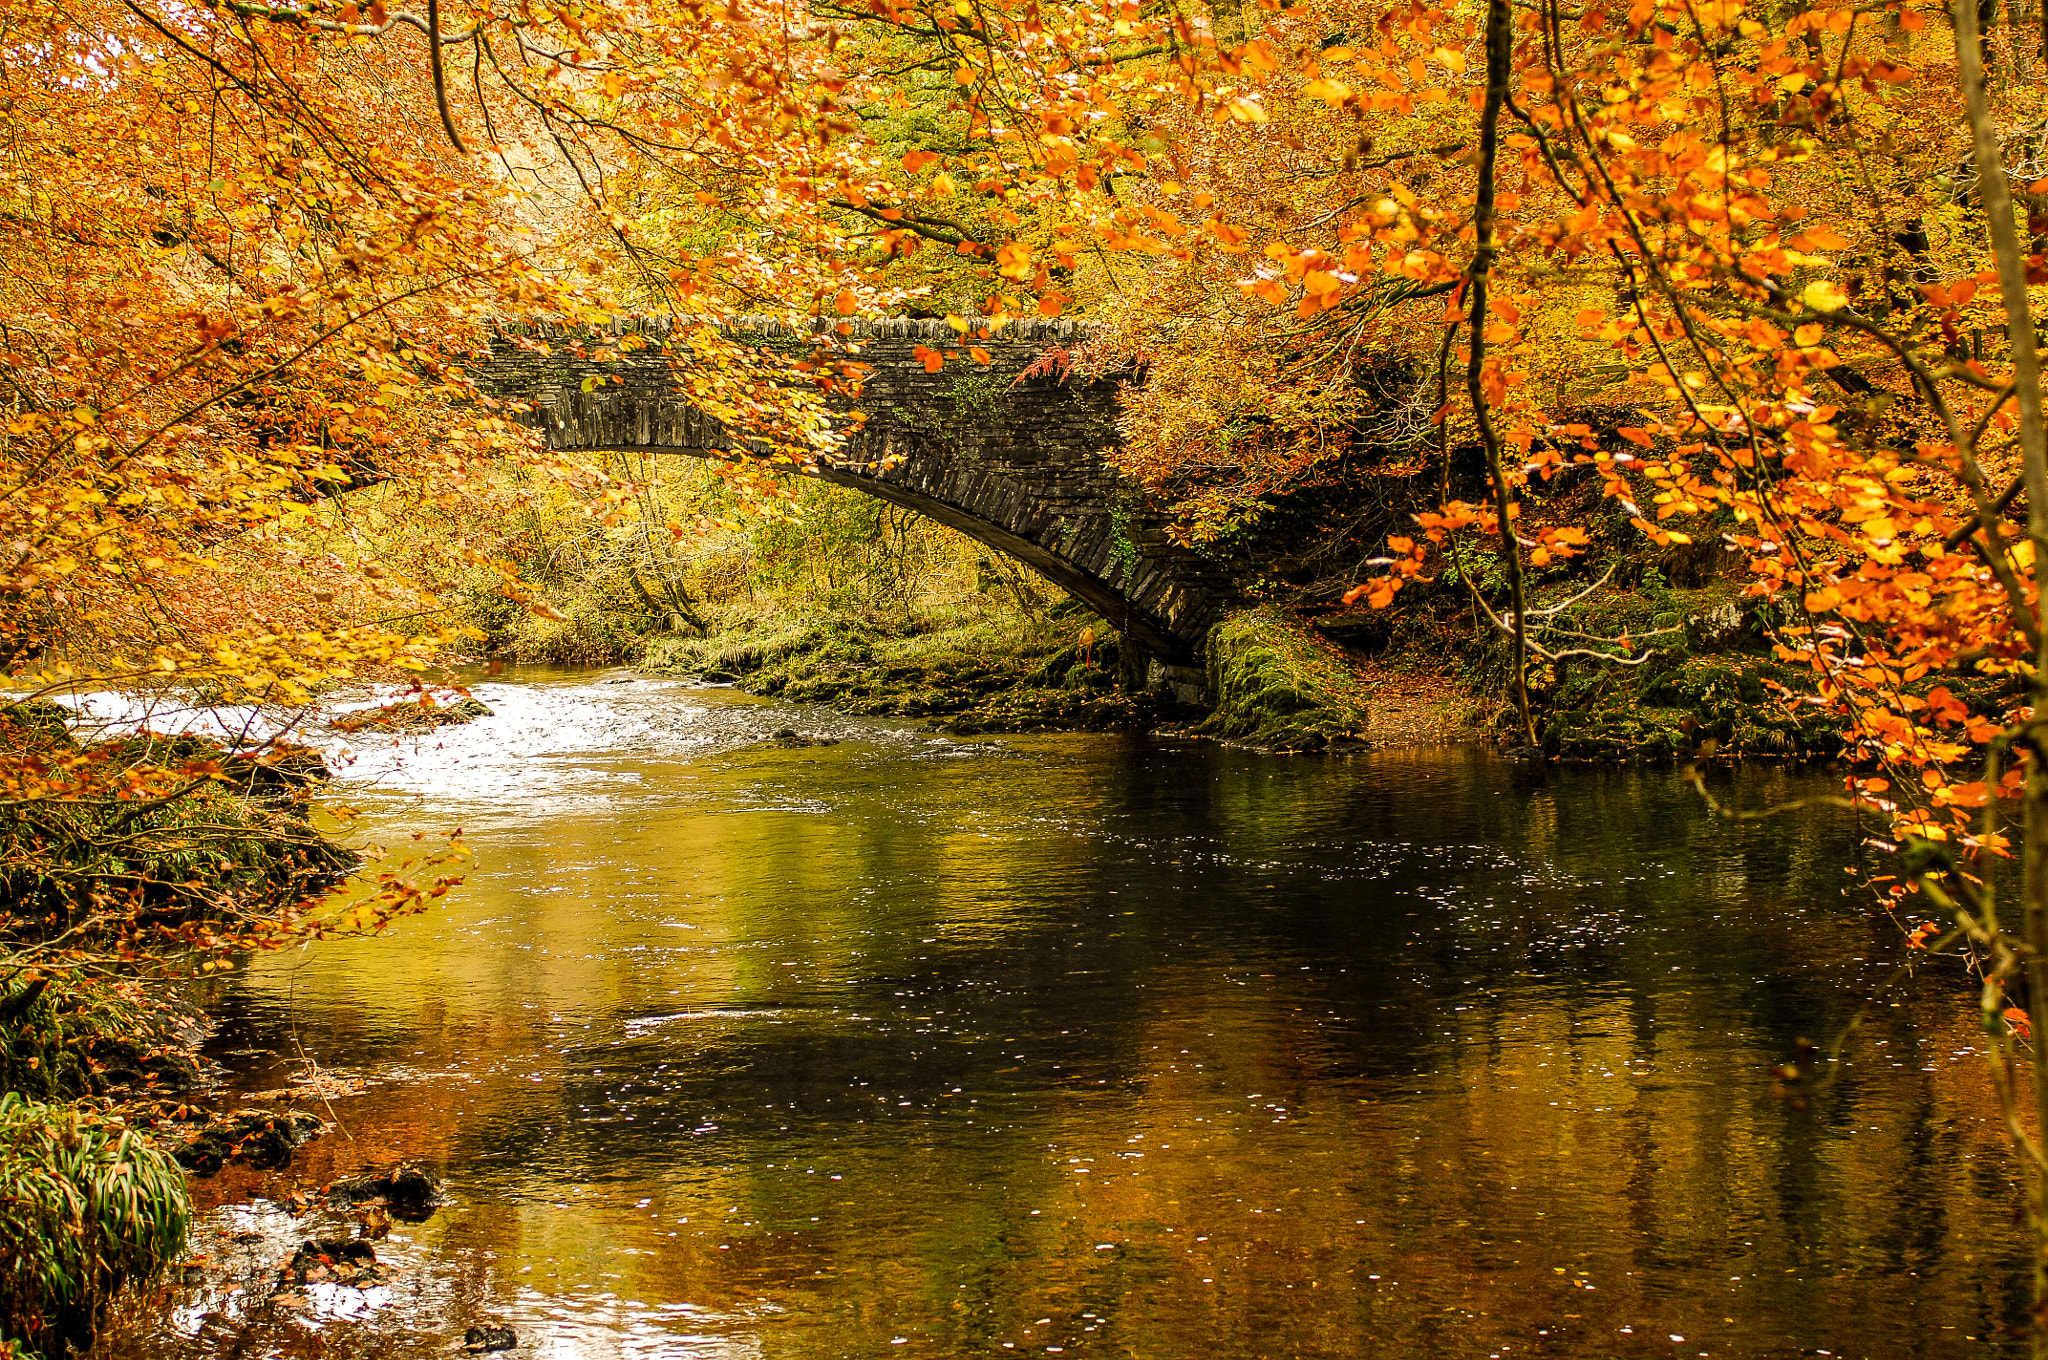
top-left (98, 668), bottom-right (2029, 1359)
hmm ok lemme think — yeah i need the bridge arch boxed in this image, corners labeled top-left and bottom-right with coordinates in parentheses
top-left (476, 318), bottom-right (1226, 669)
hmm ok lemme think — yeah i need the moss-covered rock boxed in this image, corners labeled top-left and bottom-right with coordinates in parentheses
top-left (329, 695), bottom-right (491, 734)
top-left (937, 686), bottom-right (1161, 735)
top-left (0, 778), bottom-right (355, 926)
top-left (0, 724), bottom-right (358, 936)
top-left (0, 700), bottom-right (76, 752)
top-left (1193, 608), bottom-right (1372, 752)
top-left (0, 975), bottom-right (201, 1103)
top-left (91, 733), bottom-right (331, 795)
top-left (174, 1108), bottom-right (325, 1175)
top-left (327, 1162), bottom-right (445, 1221)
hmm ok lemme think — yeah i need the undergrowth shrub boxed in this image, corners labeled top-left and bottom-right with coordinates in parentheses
top-left (0, 1094), bottom-right (189, 1359)
top-left (0, 975), bottom-right (195, 1102)
top-left (0, 724), bottom-right (354, 930)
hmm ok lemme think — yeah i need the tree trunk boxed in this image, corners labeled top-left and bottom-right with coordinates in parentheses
top-left (1958, 1), bottom-right (2048, 1349)
top-left (1466, 0), bottom-right (1537, 748)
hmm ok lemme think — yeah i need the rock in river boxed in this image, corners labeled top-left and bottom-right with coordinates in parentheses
top-left (764, 727), bottom-right (839, 747)
top-left (280, 1238), bottom-right (391, 1287)
top-left (174, 1108), bottom-right (325, 1174)
top-left (464, 1323), bottom-right (519, 1352)
top-left (330, 695), bottom-right (493, 734)
top-left (327, 1161), bottom-right (444, 1221)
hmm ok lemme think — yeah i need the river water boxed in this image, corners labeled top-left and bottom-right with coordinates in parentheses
top-left (99, 668), bottom-right (2030, 1359)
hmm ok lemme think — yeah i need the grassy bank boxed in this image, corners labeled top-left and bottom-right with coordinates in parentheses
top-left (0, 696), bottom-right (360, 1359)
top-left (642, 599), bottom-right (1183, 734)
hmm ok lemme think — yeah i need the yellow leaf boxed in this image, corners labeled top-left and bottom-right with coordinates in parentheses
top-left (1801, 280), bottom-right (1849, 313)
top-left (995, 240), bottom-right (1035, 279)
top-left (1301, 78), bottom-right (1352, 103)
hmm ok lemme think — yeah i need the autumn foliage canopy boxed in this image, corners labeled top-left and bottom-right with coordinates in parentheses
top-left (6, 0), bottom-right (2048, 1142)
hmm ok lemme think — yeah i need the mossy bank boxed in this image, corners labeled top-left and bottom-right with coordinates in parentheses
top-left (1190, 608), bottom-right (1377, 753)
top-left (642, 602), bottom-right (1191, 736)
top-left (0, 696), bottom-right (362, 1359)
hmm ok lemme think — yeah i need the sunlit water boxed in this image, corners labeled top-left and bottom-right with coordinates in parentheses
top-left (95, 668), bottom-right (2028, 1359)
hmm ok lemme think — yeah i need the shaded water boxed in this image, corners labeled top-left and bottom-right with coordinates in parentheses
top-left (104, 668), bottom-right (2028, 1359)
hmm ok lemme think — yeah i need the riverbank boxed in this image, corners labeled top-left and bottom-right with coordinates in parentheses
top-left (613, 589), bottom-right (1488, 752)
top-left (539, 583), bottom-right (1887, 763)
top-left (1300, 570), bottom-right (1870, 763)
top-left (637, 601), bottom-right (1196, 737)
top-left (447, 452), bottom-right (1847, 762)
top-left (454, 462), bottom-right (1872, 764)
top-left (0, 695), bottom-right (366, 1360)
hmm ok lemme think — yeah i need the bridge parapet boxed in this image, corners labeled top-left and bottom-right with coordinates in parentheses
top-left (473, 316), bottom-right (1227, 673)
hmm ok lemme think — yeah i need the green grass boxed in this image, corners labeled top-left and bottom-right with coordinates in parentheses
top-left (0, 1094), bottom-right (190, 1360)
top-left (643, 607), bottom-right (881, 677)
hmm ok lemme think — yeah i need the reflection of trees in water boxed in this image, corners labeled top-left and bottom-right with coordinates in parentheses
top-left (110, 744), bottom-right (2030, 1356)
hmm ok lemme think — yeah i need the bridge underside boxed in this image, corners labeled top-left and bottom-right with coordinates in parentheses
top-left (478, 318), bottom-right (1228, 668)
top-left (580, 441), bottom-right (1192, 659)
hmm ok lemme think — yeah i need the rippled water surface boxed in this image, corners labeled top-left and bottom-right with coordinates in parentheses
top-left (101, 668), bottom-right (2028, 1359)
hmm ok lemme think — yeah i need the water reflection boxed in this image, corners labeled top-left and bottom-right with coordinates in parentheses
top-left (100, 669), bottom-right (2028, 1359)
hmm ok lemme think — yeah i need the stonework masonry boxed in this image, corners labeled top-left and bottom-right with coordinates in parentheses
top-left (473, 317), bottom-right (1229, 685)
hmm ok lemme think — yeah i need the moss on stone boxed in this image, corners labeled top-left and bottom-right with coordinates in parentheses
top-left (0, 975), bottom-right (199, 1104)
top-left (1533, 625), bottom-right (1841, 761)
top-left (0, 721), bottom-right (356, 927)
top-left (1194, 608), bottom-right (1371, 751)
top-left (0, 701), bottom-right (76, 753)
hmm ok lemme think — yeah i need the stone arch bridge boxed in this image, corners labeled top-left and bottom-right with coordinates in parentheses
top-left (475, 317), bottom-right (1226, 674)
